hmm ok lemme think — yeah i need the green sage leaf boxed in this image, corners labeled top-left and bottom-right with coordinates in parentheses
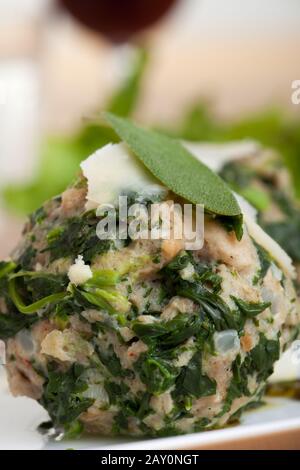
top-left (104, 113), bottom-right (243, 238)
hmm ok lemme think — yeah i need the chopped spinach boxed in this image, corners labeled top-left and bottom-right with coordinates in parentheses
top-left (113, 392), bottom-right (152, 434)
top-left (162, 254), bottom-right (246, 333)
top-left (8, 276), bottom-right (68, 315)
top-left (222, 333), bottom-right (280, 415)
top-left (105, 382), bottom-right (152, 434)
top-left (229, 355), bottom-right (251, 400)
top-left (0, 312), bottom-right (38, 340)
top-left (253, 242), bottom-right (273, 285)
top-left (17, 246), bottom-right (37, 271)
top-left (54, 297), bottom-right (82, 319)
top-left (263, 218), bottom-right (300, 263)
top-left (72, 284), bottom-right (129, 322)
top-left (114, 411), bottom-right (129, 432)
top-left (30, 206), bottom-right (47, 226)
top-left (250, 333), bottom-right (280, 381)
top-left (231, 296), bottom-right (271, 320)
top-left (194, 263), bottom-right (222, 294)
top-left (132, 314), bottom-right (203, 348)
top-left (135, 353), bottom-right (178, 395)
top-left (0, 263), bottom-right (40, 338)
top-left (104, 381), bottom-right (130, 405)
top-left (162, 252), bottom-right (222, 294)
top-left (43, 211), bottom-right (115, 263)
top-left (163, 252), bottom-right (190, 275)
top-left (25, 273), bottom-right (69, 302)
top-left (40, 363), bottom-right (94, 431)
top-left (174, 351), bottom-right (216, 400)
top-left (96, 344), bottom-right (131, 378)
top-left (137, 392), bottom-right (152, 419)
top-left (177, 281), bottom-right (240, 332)
top-left (0, 262), bottom-right (18, 312)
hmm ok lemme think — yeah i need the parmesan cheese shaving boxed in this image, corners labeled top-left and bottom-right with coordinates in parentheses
top-left (244, 214), bottom-right (295, 279)
top-left (182, 140), bottom-right (261, 172)
top-left (80, 143), bottom-right (164, 209)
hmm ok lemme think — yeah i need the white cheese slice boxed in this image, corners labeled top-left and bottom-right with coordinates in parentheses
top-left (182, 140), bottom-right (261, 172)
top-left (237, 194), bottom-right (295, 278)
top-left (269, 348), bottom-right (300, 383)
top-left (244, 214), bottom-right (295, 279)
top-left (235, 193), bottom-right (258, 222)
top-left (80, 143), bottom-right (164, 209)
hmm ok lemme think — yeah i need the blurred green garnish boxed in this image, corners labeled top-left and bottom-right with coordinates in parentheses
top-left (107, 48), bottom-right (148, 117)
top-left (3, 47), bottom-right (300, 215)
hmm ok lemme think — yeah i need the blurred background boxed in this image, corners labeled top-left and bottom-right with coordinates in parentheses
top-left (0, 0), bottom-right (300, 258)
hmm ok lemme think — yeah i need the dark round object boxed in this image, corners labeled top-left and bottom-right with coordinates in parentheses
top-left (59, 0), bottom-right (179, 42)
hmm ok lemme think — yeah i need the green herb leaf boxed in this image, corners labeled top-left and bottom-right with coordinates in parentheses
top-left (85, 270), bottom-right (120, 288)
top-left (0, 261), bottom-right (16, 279)
top-left (8, 278), bottom-right (68, 315)
top-left (17, 246), bottom-right (37, 271)
top-left (40, 363), bottom-right (93, 431)
top-left (43, 211), bottom-right (115, 263)
top-left (223, 333), bottom-right (280, 415)
top-left (107, 49), bottom-right (148, 117)
top-left (73, 287), bottom-right (115, 314)
top-left (104, 113), bottom-right (243, 237)
top-left (10, 271), bottom-right (69, 301)
top-left (132, 314), bottom-right (203, 348)
top-left (174, 351), bottom-right (216, 400)
top-left (104, 381), bottom-right (130, 406)
top-left (231, 296), bottom-right (271, 318)
top-left (250, 334), bottom-right (280, 381)
top-left (177, 282), bottom-right (239, 332)
top-left (253, 242), bottom-right (273, 285)
top-left (163, 252), bottom-right (222, 294)
top-left (96, 345), bottom-right (131, 378)
top-left (0, 312), bottom-right (38, 340)
top-left (135, 353), bottom-right (178, 395)
top-left (221, 355), bottom-right (251, 415)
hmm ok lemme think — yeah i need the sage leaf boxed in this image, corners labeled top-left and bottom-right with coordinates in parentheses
top-left (105, 113), bottom-right (243, 238)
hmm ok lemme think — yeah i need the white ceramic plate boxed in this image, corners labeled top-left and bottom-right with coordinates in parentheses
top-left (1, 366), bottom-right (300, 451)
